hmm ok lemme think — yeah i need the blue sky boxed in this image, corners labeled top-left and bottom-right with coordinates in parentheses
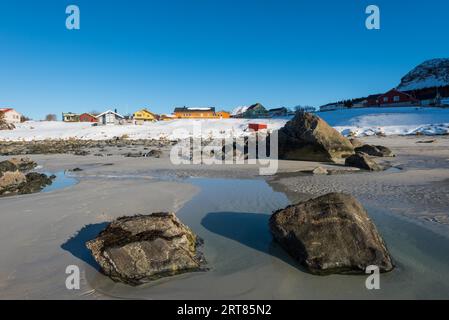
top-left (1, 0), bottom-right (448, 119)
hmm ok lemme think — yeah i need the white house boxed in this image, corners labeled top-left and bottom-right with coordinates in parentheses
top-left (96, 110), bottom-right (124, 125)
top-left (319, 103), bottom-right (346, 112)
top-left (0, 108), bottom-right (22, 124)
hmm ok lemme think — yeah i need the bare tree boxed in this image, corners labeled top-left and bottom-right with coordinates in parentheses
top-left (45, 114), bottom-right (57, 121)
top-left (20, 115), bottom-right (31, 122)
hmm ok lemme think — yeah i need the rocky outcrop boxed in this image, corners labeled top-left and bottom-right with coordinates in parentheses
top-left (0, 139), bottom-right (174, 156)
top-left (0, 171), bottom-right (27, 194)
top-left (278, 112), bottom-right (354, 162)
top-left (0, 157), bottom-right (37, 174)
top-left (345, 152), bottom-right (382, 171)
top-left (0, 157), bottom-right (54, 197)
top-left (397, 58), bottom-right (449, 91)
top-left (354, 144), bottom-right (394, 157)
top-left (269, 193), bottom-right (394, 275)
top-left (86, 213), bottom-right (206, 285)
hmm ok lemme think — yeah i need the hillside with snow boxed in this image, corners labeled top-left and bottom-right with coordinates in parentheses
top-left (397, 58), bottom-right (449, 91)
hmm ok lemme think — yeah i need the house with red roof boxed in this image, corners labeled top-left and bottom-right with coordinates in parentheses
top-left (0, 108), bottom-right (22, 124)
top-left (375, 89), bottom-right (419, 107)
top-left (79, 113), bottom-right (98, 123)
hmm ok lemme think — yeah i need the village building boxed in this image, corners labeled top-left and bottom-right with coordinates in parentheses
top-left (62, 112), bottom-right (80, 122)
top-left (0, 108), bottom-right (22, 124)
top-left (96, 110), bottom-right (124, 125)
top-left (268, 107), bottom-right (288, 117)
top-left (79, 113), bottom-right (98, 123)
top-left (352, 100), bottom-right (368, 108)
top-left (232, 103), bottom-right (268, 118)
top-left (376, 89), bottom-right (419, 107)
top-left (319, 103), bottom-right (347, 112)
top-left (160, 114), bottom-right (177, 121)
top-left (173, 107), bottom-right (230, 119)
top-left (133, 108), bottom-right (158, 123)
top-left (294, 106), bottom-right (316, 113)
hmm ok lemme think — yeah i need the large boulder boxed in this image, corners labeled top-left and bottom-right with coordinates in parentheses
top-left (345, 152), bottom-right (383, 171)
top-left (278, 112), bottom-right (354, 162)
top-left (269, 193), bottom-right (394, 274)
top-left (86, 213), bottom-right (206, 285)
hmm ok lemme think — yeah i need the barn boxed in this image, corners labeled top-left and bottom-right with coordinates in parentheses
top-left (376, 89), bottom-right (419, 107)
top-left (79, 113), bottom-right (98, 123)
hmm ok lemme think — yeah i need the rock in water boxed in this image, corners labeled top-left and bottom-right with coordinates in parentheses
top-left (19, 172), bottom-right (55, 194)
top-left (269, 193), bottom-right (394, 274)
top-left (345, 152), bottom-right (383, 171)
top-left (86, 213), bottom-right (206, 285)
top-left (278, 112), bottom-right (354, 162)
top-left (355, 145), bottom-right (394, 157)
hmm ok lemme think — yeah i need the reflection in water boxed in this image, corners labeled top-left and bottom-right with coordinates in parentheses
top-left (41, 171), bottom-right (78, 193)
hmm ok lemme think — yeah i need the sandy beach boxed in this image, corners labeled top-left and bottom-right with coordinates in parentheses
top-left (1, 134), bottom-right (449, 299)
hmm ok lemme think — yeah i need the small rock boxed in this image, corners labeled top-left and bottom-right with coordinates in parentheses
top-left (86, 213), bottom-right (206, 285)
top-left (269, 192), bottom-right (394, 274)
top-left (355, 144), bottom-right (394, 157)
top-left (143, 149), bottom-right (162, 158)
top-left (345, 152), bottom-right (382, 171)
top-left (124, 152), bottom-right (142, 158)
top-left (74, 150), bottom-right (89, 156)
top-left (312, 167), bottom-right (328, 175)
top-left (416, 139), bottom-right (436, 144)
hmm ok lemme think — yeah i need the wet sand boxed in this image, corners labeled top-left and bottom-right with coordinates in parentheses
top-left (1, 135), bottom-right (449, 299)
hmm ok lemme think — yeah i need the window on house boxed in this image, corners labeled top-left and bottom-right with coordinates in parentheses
top-left (383, 97), bottom-right (388, 102)
top-left (393, 96), bottom-right (400, 102)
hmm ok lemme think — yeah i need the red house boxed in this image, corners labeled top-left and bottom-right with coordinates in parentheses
top-left (79, 113), bottom-right (98, 123)
top-left (376, 89), bottom-right (419, 107)
top-left (248, 123), bottom-right (268, 131)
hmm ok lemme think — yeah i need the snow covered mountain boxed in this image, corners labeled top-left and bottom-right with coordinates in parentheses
top-left (397, 58), bottom-right (449, 91)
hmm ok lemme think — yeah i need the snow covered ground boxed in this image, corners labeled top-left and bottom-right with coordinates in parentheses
top-left (319, 107), bottom-right (449, 137)
top-left (0, 118), bottom-right (288, 141)
top-left (1, 107), bottom-right (449, 141)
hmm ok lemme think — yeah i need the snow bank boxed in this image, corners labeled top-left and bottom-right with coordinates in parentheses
top-left (318, 107), bottom-right (449, 137)
top-left (0, 119), bottom-right (288, 141)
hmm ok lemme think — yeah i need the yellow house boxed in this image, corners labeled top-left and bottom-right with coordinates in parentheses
top-left (133, 108), bottom-right (158, 122)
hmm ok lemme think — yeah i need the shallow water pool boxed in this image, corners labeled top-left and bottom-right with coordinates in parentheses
top-left (86, 177), bottom-right (449, 299)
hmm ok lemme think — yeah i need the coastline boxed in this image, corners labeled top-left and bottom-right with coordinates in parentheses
top-left (1, 134), bottom-right (449, 298)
